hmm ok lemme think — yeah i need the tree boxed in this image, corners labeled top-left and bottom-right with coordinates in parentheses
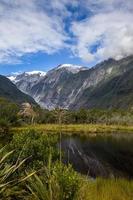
top-left (18, 103), bottom-right (37, 124)
top-left (0, 98), bottom-right (19, 125)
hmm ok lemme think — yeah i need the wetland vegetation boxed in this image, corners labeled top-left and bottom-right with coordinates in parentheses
top-left (0, 98), bottom-right (133, 200)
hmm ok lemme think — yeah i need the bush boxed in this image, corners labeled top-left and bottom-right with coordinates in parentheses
top-left (52, 163), bottom-right (80, 200)
top-left (0, 98), bottom-right (19, 126)
top-left (27, 162), bottom-right (80, 200)
top-left (0, 118), bottom-right (10, 139)
top-left (9, 130), bottom-right (59, 169)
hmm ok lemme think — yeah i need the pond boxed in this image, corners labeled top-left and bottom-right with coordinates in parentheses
top-left (61, 133), bottom-right (133, 179)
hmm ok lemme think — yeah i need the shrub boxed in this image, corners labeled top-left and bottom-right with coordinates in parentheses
top-left (0, 119), bottom-right (10, 139)
top-left (27, 162), bottom-right (80, 200)
top-left (9, 130), bottom-right (59, 169)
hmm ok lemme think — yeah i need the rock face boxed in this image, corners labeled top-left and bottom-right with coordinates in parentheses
top-left (0, 75), bottom-right (37, 105)
top-left (7, 71), bottom-right (46, 96)
top-left (8, 57), bottom-right (133, 109)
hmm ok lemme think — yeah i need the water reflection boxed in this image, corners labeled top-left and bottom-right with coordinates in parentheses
top-left (61, 134), bottom-right (133, 179)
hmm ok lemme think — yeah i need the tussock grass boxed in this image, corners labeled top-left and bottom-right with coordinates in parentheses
top-left (0, 147), bottom-right (35, 198)
top-left (1, 145), bottom-right (133, 199)
top-left (75, 178), bottom-right (133, 200)
top-left (27, 171), bottom-right (133, 200)
top-left (12, 124), bottom-right (133, 137)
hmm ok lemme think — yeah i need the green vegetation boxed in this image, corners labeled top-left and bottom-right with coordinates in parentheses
top-left (1, 141), bottom-right (133, 200)
top-left (0, 98), bottom-right (133, 199)
top-left (27, 162), bottom-right (80, 200)
top-left (12, 124), bottom-right (133, 136)
top-left (0, 147), bottom-right (35, 199)
top-left (0, 98), bottom-right (19, 141)
top-left (0, 97), bottom-right (133, 127)
top-left (9, 130), bottom-right (59, 169)
top-left (75, 178), bottom-right (133, 200)
top-left (35, 108), bottom-right (133, 125)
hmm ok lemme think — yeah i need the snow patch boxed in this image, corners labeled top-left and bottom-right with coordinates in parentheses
top-left (57, 64), bottom-right (84, 69)
top-left (56, 64), bottom-right (87, 73)
top-left (25, 71), bottom-right (46, 76)
top-left (7, 76), bottom-right (16, 81)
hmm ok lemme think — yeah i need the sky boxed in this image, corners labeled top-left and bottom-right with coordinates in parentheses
top-left (0, 0), bottom-right (133, 75)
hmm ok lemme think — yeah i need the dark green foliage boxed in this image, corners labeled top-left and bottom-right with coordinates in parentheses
top-left (0, 75), bottom-right (36, 105)
top-left (9, 130), bottom-right (59, 169)
top-left (36, 108), bottom-right (57, 124)
top-left (0, 98), bottom-right (19, 125)
top-left (0, 98), bottom-right (18, 141)
top-left (0, 118), bottom-right (10, 138)
top-left (27, 162), bottom-right (80, 200)
top-left (0, 147), bottom-right (35, 200)
top-left (36, 108), bottom-right (133, 125)
top-left (52, 163), bottom-right (80, 200)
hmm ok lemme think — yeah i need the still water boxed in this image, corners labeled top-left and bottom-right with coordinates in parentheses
top-left (61, 134), bottom-right (133, 178)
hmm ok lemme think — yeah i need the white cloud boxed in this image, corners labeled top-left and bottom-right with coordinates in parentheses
top-left (0, 0), bottom-right (67, 63)
top-left (71, 10), bottom-right (133, 62)
top-left (84, 0), bottom-right (133, 13)
top-left (0, 0), bottom-right (133, 64)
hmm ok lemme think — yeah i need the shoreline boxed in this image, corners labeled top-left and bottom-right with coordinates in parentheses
top-left (11, 124), bottom-right (133, 135)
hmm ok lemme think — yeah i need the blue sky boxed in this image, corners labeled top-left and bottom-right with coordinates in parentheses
top-left (0, 0), bottom-right (133, 75)
top-left (0, 50), bottom-right (96, 75)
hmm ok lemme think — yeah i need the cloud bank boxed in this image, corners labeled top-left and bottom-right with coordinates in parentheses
top-left (0, 0), bottom-right (133, 64)
top-left (0, 0), bottom-right (67, 63)
top-left (72, 11), bottom-right (133, 62)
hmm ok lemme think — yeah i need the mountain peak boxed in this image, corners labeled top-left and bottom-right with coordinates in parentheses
top-left (24, 71), bottom-right (46, 76)
top-left (57, 64), bottom-right (83, 68)
top-left (6, 56), bottom-right (133, 109)
top-left (56, 64), bottom-right (87, 73)
top-left (7, 70), bottom-right (46, 83)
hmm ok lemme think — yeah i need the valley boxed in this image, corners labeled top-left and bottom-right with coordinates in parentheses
top-left (0, 56), bottom-right (133, 200)
top-left (0, 0), bottom-right (133, 199)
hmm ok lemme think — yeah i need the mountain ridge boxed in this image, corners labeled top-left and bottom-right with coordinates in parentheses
top-left (7, 57), bottom-right (133, 110)
top-left (0, 75), bottom-right (37, 105)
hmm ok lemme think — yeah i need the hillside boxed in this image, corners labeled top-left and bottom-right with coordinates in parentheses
top-left (73, 67), bottom-right (133, 109)
top-left (0, 75), bottom-right (37, 105)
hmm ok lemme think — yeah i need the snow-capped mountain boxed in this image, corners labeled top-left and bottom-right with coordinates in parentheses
top-left (7, 58), bottom-right (133, 110)
top-left (7, 75), bottom-right (17, 82)
top-left (7, 64), bottom-right (88, 108)
top-left (8, 70), bottom-right (46, 82)
top-left (7, 65), bottom-right (85, 83)
top-left (55, 64), bottom-right (87, 73)
top-left (24, 71), bottom-right (46, 76)
top-left (7, 70), bottom-right (46, 95)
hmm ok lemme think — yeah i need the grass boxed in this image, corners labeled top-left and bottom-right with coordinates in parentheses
top-left (0, 147), bottom-right (35, 199)
top-left (11, 123), bottom-right (133, 137)
top-left (75, 178), bottom-right (133, 200)
top-left (7, 124), bottom-right (133, 199)
top-left (1, 130), bottom-right (133, 199)
top-left (1, 148), bottom-right (133, 200)
top-left (26, 161), bottom-right (133, 200)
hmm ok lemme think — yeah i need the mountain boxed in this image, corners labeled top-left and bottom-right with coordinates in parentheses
top-left (55, 64), bottom-right (87, 73)
top-left (72, 65), bottom-right (133, 109)
top-left (8, 71), bottom-right (46, 96)
top-left (7, 58), bottom-right (133, 109)
top-left (0, 75), bottom-right (37, 105)
top-left (8, 64), bottom-right (88, 109)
